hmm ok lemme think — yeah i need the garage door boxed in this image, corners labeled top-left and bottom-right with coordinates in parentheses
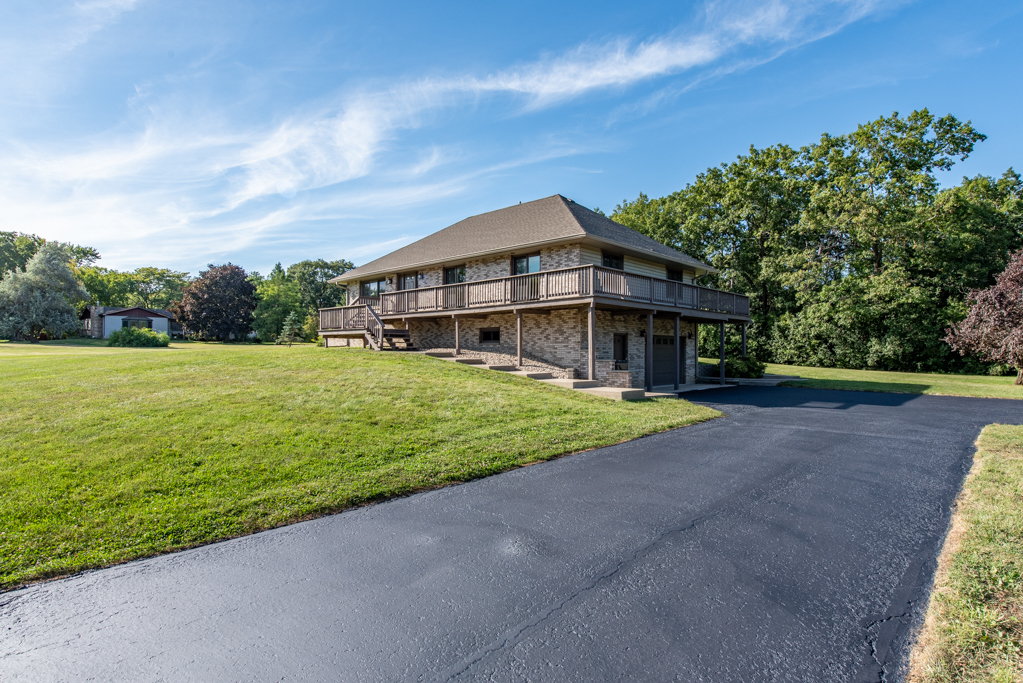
top-left (652, 335), bottom-right (677, 386)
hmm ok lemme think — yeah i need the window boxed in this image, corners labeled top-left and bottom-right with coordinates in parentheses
top-left (513, 254), bottom-right (541, 275)
top-left (613, 333), bottom-right (628, 370)
top-left (443, 265), bottom-right (466, 284)
top-left (666, 268), bottom-right (685, 282)
top-left (360, 279), bottom-right (387, 298)
top-left (479, 328), bottom-right (500, 344)
top-left (602, 252), bottom-right (624, 270)
top-left (123, 318), bottom-right (153, 330)
top-left (398, 272), bottom-right (418, 290)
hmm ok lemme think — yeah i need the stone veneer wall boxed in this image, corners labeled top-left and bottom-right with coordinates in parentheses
top-left (465, 254), bottom-right (513, 282)
top-left (405, 309), bottom-right (699, 388)
top-left (409, 309), bottom-right (587, 377)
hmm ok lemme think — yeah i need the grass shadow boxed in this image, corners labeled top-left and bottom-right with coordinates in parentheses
top-left (781, 379), bottom-right (934, 395)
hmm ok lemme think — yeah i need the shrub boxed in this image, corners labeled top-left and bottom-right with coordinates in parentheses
top-left (726, 355), bottom-right (767, 378)
top-left (698, 356), bottom-right (767, 379)
top-left (107, 327), bottom-right (170, 347)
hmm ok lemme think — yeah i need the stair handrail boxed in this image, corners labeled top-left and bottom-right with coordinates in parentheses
top-left (366, 305), bottom-right (385, 347)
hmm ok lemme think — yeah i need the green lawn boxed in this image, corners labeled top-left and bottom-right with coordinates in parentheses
top-left (909, 424), bottom-right (1023, 682)
top-left (766, 363), bottom-right (1023, 400)
top-left (0, 340), bottom-right (718, 590)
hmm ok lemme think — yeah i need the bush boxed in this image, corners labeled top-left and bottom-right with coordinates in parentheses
top-left (726, 355), bottom-right (767, 378)
top-left (698, 356), bottom-right (767, 379)
top-left (107, 327), bottom-right (170, 348)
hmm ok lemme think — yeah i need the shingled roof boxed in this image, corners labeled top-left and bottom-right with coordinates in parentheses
top-left (334, 195), bottom-right (713, 282)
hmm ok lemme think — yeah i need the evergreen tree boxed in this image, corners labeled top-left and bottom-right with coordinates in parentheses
top-left (0, 244), bottom-right (90, 342)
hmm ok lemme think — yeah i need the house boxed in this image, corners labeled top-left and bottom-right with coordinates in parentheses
top-left (81, 306), bottom-right (182, 339)
top-left (319, 195), bottom-right (751, 391)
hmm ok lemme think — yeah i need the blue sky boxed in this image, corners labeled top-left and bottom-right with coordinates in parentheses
top-left (1, 0), bottom-right (1020, 275)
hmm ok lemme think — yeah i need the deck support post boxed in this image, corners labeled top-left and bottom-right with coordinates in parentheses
top-left (719, 321), bottom-right (726, 385)
top-left (517, 310), bottom-right (523, 367)
top-left (587, 303), bottom-right (596, 381)
top-left (454, 316), bottom-right (460, 356)
top-left (646, 312), bottom-right (654, 392)
top-left (741, 322), bottom-right (747, 358)
top-left (673, 315), bottom-right (680, 391)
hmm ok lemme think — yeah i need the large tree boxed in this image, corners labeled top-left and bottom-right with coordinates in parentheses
top-left (1, 231), bottom-right (99, 274)
top-left (0, 243), bottom-right (90, 342)
top-left (945, 250), bottom-right (1023, 384)
top-left (176, 264), bottom-right (256, 342)
top-left (614, 109), bottom-right (1022, 372)
top-left (125, 267), bottom-right (191, 309)
top-left (613, 143), bottom-right (806, 360)
top-left (251, 263), bottom-right (303, 342)
top-left (287, 259), bottom-right (354, 312)
top-left (77, 267), bottom-right (134, 306)
top-left (77, 266), bottom-right (191, 309)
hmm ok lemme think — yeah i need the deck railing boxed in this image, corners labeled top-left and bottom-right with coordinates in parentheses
top-left (320, 265), bottom-right (749, 330)
top-left (319, 304), bottom-right (368, 331)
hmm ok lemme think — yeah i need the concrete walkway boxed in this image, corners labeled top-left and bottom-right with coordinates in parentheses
top-left (2, 387), bottom-right (1020, 682)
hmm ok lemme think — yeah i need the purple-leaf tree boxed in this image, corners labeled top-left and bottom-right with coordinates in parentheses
top-left (176, 263), bottom-right (256, 342)
top-left (945, 250), bottom-right (1023, 384)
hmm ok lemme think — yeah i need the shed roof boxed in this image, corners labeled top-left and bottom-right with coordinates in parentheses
top-left (333, 195), bottom-right (713, 282)
top-left (82, 306), bottom-right (174, 319)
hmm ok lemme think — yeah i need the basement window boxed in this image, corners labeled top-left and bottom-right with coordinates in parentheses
top-left (479, 328), bottom-right (500, 344)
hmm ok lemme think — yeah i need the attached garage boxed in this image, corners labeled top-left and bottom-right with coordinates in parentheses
top-left (652, 335), bottom-right (679, 387)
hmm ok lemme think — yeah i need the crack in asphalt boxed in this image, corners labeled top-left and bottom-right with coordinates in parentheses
top-left (864, 603), bottom-right (915, 683)
top-left (436, 457), bottom-right (817, 681)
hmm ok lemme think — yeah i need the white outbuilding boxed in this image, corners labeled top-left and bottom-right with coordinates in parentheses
top-left (80, 306), bottom-right (180, 338)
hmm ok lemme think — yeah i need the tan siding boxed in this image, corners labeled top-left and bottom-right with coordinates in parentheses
top-left (580, 244), bottom-right (602, 266)
top-left (624, 255), bottom-right (667, 279)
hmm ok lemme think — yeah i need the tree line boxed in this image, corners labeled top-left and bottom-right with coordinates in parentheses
top-left (611, 109), bottom-right (1023, 374)
top-left (0, 231), bottom-right (352, 343)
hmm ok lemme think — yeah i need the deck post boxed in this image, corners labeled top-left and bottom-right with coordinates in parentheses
top-left (719, 321), bottom-right (726, 385)
top-left (741, 322), bottom-right (747, 358)
top-left (673, 314), bottom-right (680, 390)
top-left (587, 303), bottom-right (596, 381)
top-left (454, 316), bottom-right (460, 356)
top-left (517, 310), bottom-right (523, 367)
top-left (646, 312), bottom-right (654, 392)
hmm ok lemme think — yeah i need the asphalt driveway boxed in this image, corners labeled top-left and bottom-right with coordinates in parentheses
top-left (2, 386), bottom-right (1021, 682)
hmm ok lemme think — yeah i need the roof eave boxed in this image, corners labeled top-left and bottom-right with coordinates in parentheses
top-left (331, 236), bottom-right (716, 284)
top-left (329, 234), bottom-right (588, 283)
top-left (579, 236), bottom-right (717, 275)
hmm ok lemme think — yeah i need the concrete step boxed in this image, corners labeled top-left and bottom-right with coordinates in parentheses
top-left (484, 365), bottom-right (519, 371)
top-left (423, 351), bottom-right (454, 358)
top-left (451, 357), bottom-right (485, 365)
top-left (540, 378), bottom-right (600, 389)
top-left (576, 387), bottom-right (647, 401)
top-left (505, 370), bottom-right (554, 379)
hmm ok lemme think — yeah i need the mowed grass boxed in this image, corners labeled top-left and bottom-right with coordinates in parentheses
top-left (0, 340), bottom-right (718, 590)
top-left (910, 424), bottom-right (1023, 682)
top-left (765, 363), bottom-right (1023, 400)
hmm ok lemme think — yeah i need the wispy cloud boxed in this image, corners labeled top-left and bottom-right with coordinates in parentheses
top-left (0, 0), bottom-right (891, 272)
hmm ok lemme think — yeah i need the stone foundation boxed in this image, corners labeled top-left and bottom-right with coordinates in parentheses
top-left (422, 348), bottom-right (575, 379)
top-left (404, 310), bottom-right (699, 387)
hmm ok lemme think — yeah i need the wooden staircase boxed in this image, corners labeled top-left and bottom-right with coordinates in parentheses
top-left (372, 328), bottom-right (417, 351)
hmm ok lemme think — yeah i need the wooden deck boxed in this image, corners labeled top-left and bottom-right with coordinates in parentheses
top-left (320, 265), bottom-right (750, 333)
